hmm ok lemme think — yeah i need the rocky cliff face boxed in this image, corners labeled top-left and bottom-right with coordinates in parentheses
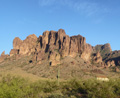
top-left (94, 43), bottom-right (112, 59)
top-left (9, 29), bottom-right (94, 66)
top-left (12, 34), bottom-right (38, 55)
top-left (1, 29), bottom-right (120, 68)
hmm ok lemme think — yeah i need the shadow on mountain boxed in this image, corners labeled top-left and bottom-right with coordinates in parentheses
top-left (106, 56), bottom-right (120, 66)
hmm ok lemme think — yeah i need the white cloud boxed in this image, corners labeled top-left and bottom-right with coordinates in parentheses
top-left (38, 0), bottom-right (109, 16)
top-left (73, 1), bottom-right (98, 16)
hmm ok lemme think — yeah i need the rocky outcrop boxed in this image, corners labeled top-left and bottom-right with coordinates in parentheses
top-left (0, 51), bottom-right (5, 63)
top-left (12, 34), bottom-right (38, 55)
top-left (69, 35), bottom-right (93, 61)
top-left (1, 51), bottom-right (5, 56)
top-left (94, 43), bottom-right (112, 59)
top-left (0, 57), bottom-right (4, 63)
top-left (69, 35), bottom-right (85, 56)
top-left (20, 34), bottom-right (37, 55)
top-left (95, 43), bottom-right (112, 52)
top-left (40, 29), bottom-right (93, 62)
top-left (8, 29), bottom-right (120, 68)
top-left (0, 51), bottom-right (9, 63)
top-left (13, 37), bottom-right (23, 49)
top-left (49, 51), bottom-right (61, 66)
top-left (92, 52), bottom-right (102, 64)
top-left (103, 43), bottom-right (112, 51)
top-left (105, 60), bottom-right (115, 67)
top-left (10, 49), bottom-right (19, 56)
top-left (81, 44), bottom-right (93, 62)
top-left (60, 35), bottom-right (70, 58)
top-left (9, 29), bottom-right (94, 65)
top-left (103, 50), bottom-right (120, 66)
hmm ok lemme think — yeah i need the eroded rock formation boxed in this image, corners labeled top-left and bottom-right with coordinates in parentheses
top-left (92, 52), bottom-right (102, 64)
top-left (0, 51), bottom-right (9, 63)
top-left (10, 29), bottom-right (95, 66)
top-left (1, 29), bottom-right (120, 68)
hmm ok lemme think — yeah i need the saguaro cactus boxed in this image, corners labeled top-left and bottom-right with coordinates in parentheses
top-left (57, 64), bottom-right (60, 86)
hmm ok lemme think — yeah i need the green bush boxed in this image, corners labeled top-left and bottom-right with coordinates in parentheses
top-left (47, 93), bottom-right (69, 98)
top-left (0, 74), bottom-right (34, 98)
top-left (83, 79), bottom-right (116, 98)
top-left (31, 80), bottom-right (58, 93)
top-left (0, 75), bottom-right (120, 98)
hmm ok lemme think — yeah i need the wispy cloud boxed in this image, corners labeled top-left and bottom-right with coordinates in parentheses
top-left (38, 0), bottom-right (109, 16)
top-left (74, 1), bottom-right (101, 16)
top-left (39, 0), bottom-right (57, 6)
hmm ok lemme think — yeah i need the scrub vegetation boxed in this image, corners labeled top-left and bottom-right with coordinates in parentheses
top-left (0, 74), bottom-right (120, 98)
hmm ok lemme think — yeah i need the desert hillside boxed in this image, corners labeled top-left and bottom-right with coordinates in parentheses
top-left (0, 29), bottom-right (120, 80)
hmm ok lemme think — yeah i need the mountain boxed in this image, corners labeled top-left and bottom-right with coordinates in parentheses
top-left (0, 29), bottom-right (120, 79)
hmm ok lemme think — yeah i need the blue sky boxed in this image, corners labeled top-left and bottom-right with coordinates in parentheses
top-left (0, 0), bottom-right (120, 54)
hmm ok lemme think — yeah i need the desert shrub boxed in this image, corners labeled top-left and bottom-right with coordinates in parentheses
top-left (61, 79), bottom-right (118, 98)
top-left (61, 79), bottom-right (86, 97)
top-left (0, 74), bottom-right (34, 98)
top-left (1, 75), bottom-right (120, 98)
top-left (47, 93), bottom-right (70, 98)
top-left (113, 79), bottom-right (120, 96)
top-left (31, 80), bottom-right (58, 93)
top-left (83, 80), bottom-right (116, 98)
